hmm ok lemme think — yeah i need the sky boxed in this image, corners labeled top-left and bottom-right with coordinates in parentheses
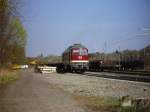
top-left (23, 0), bottom-right (150, 57)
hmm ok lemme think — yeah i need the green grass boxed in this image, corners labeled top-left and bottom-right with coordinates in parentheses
top-left (121, 107), bottom-right (150, 112)
top-left (85, 96), bottom-right (120, 107)
top-left (75, 95), bottom-right (121, 111)
top-left (0, 70), bottom-right (19, 85)
top-left (75, 95), bottom-right (150, 112)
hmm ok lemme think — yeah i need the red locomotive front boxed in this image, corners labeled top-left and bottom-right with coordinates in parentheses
top-left (62, 44), bottom-right (89, 73)
top-left (71, 48), bottom-right (88, 62)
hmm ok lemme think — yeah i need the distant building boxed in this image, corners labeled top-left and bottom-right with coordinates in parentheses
top-left (144, 46), bottom-right (150, 70)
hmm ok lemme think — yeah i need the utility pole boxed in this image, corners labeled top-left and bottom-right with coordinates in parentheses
top-left (116, 46), bottom-right (121, 70)
top-left (118, 46), bottom-right (121, 70)
top-left (144, 47), bottom-right (146, 70)
top-left (104, 41), bottom-right (107, 61)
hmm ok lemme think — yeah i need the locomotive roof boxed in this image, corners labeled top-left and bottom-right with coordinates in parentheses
top-left (70, 44), bottom-right (86, 48)
top-left (63, 44), bottom-right (87, 53)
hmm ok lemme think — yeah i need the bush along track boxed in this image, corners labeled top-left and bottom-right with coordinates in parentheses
top-left (0, 69), bottom-right (19, 85)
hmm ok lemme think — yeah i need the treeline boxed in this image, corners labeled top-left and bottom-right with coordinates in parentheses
top-left (0, 0), bottom-right (27, 68)
top-left (28, 54), bottom-right (62, 65)
top-left (89, 45), bottom-right (150, 61)
top-left (28, 45), bottom-right (149, 65)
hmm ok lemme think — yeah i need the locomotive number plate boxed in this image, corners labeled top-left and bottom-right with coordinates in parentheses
top-left (78, 56), bottom-right (82, 59)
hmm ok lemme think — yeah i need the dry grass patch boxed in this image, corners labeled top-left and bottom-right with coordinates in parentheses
top-left (0, 69), bottom-right (19, 85)
top-left (74, 95), bottom-right (120, 112)
top-left (74, 95), bottom-right (150, 112)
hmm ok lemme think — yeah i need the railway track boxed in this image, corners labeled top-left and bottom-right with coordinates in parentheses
top-left (83, 72), bottom-right (150, 83)
top-left (104, 70), bottom-right (150, 76)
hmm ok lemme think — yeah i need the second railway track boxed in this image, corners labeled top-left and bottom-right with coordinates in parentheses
top-left (83, 72), bottom-right (150, 83)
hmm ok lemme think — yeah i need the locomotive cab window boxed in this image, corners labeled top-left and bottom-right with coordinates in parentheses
top-left (80, 49), bottom-right (88, 55)
top-left (72, 49), bottom-right (79, 55)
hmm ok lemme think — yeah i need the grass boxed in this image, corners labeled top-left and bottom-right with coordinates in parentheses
top-left (74, 95), bottom-right (120, 112)
top-left (74, 95), bottom-right (150, 112)
top-left (0, 69), bottom-right (19, 85)
top-left (121, 107), bottom-right (150, 112)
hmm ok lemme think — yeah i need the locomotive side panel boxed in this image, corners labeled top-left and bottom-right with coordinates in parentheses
top-left (62, 52), bottom-right (70, 65)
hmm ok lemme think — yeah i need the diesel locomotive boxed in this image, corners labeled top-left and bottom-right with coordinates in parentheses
top-left (57, 44), bottom-right (89, 73)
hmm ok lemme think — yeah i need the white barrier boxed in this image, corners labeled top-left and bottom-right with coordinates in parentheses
top-left (37, 66), bottom-right (56, 73)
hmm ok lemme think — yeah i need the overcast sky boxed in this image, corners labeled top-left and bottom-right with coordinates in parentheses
top-left (23, 0), bottom-right (150, 57)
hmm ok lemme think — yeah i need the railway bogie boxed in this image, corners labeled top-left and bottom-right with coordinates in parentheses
top-left (89, 60), bottom-right (103, 72)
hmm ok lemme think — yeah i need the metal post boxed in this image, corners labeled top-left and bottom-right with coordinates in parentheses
top-left (118, 47), bottom-right (121, 70)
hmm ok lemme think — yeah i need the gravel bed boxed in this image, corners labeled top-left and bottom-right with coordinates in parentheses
top-left (42, 72), bottom-right (150, 99)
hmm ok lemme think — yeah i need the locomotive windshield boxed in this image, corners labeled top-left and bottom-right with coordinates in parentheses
top-left (72, 49), bottom-right (79, 55)
top-left (72, 48), bottom-right (88, 55)
top-left (80, 49), bottom-right (88, 55)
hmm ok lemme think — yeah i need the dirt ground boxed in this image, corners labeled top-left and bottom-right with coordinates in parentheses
top-left (43, 72), bottom-right (150, 99)
top-left (1, 70), bottom-right (150, 112)
top-left (0, 70), bottom-right (87, 112)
